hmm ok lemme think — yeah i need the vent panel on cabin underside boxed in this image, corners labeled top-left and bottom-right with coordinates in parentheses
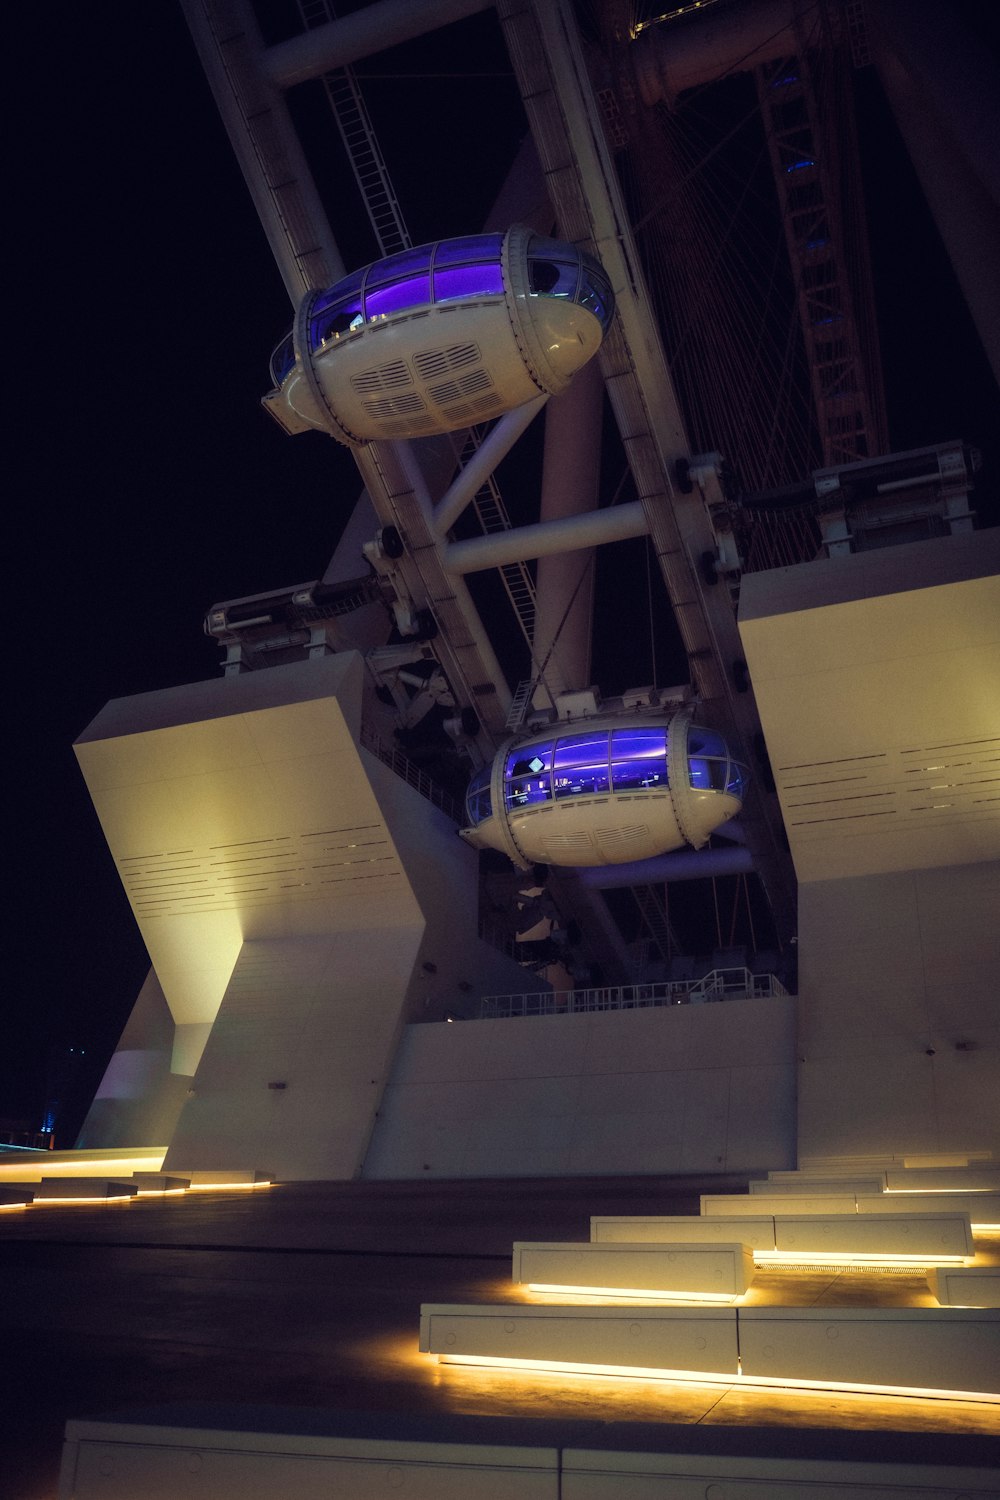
top-left (413, 343), bottom-right (481, 379)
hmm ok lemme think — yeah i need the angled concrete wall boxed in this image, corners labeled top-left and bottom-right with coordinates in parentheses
top-left (76, 653), bottom-right (545, 1181)
top-left (362, 995), bottom-right (797, 1179)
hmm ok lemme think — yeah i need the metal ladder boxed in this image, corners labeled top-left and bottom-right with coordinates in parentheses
top-left (631, 884), bottom-right (680, 971)
top-left (295, 0), bottom-right (410, 257)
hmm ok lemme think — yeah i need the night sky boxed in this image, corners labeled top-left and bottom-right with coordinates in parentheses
top-left (7, 3), bottom-right (998, 1140)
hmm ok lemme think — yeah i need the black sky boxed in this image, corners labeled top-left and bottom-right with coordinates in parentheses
top-left (7, 3), bottom-right (998, 1138)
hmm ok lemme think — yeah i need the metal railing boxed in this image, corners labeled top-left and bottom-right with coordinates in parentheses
top-left (359, 723), bottom-right (462, 823)
top-left (478, 968), bottom-right (788, 1019)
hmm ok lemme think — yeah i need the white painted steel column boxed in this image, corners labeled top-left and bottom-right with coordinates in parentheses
top-left (534, 358), bottom-right (604, 697)
top-left (263, 0), bottom-right (495, 89)
top-left (442, 501), bottom-right (648, 574)
top-left (181, 0), bottom-right (345, 301)
top-left (431, 397), bottom-right (548, 539)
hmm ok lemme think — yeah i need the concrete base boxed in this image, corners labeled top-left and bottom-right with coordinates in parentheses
top-left (738, 1306), bottom-right (1000, 1398)
top-left (591, 1212), bottom-right (974, 1260)
top-left (420, 1303), bottom-right (739, 1377)
top-left (33, 1179), bottom-right (137, 1201)
top-left (703, 1192), bottom-right (859, 1215)
top-left (591, 1214), bottom-right (776, 1251)
top-left (928, 1267), bottom-right (1000, 1307)
top-left (511, 1242), bottom-right (755, 1298)
top-left (770, 1211), bottom-right (973, 1260)
top-left (885, 1167), bottom-right (1000, 1190)
top-left (130, 1174), bottom-right (191, 1192)
top-left (706, 1190), bottom-right (1000, 1225)
top-left (864, 1192), bottom-right (1000, 1224)
top-left (56, 1414), bottom-right (1000, 1500)
top-left (754, 1175), bottom-right (887, 1195)
top-left (182, 1170), bottom-right (271, 1186)
top-left (421, 1303), bottom-right (1000, 1401)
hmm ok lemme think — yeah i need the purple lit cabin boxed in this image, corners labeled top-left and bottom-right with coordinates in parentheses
top-left (461, 709), bottom-right (749, 869)
top-left (263, 226), bottom-right (615, 444)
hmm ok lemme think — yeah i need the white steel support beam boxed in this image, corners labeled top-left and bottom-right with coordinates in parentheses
top-left (534, 358), bottom-right (604, 697)
top-left (499, 0), bottom-right (798, 945)
top-left (354, 443), bottom-right (514, 738)
top-left (443, 502), bottom-right (648, 574)
top-left (263, 0), bottom-right (496, 90)
top-left (181, 0), bottom-right (345, 301)
top-left (432, 397), bottom-right (548, 539)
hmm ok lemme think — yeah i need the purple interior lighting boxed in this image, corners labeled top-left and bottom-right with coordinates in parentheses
top-left (553, 733), bottom-right (610, 798)
top-left (611, 727), bottom-right (667, 791)
top-left (312, 270), bottom-right (364, 316)
top-left (364, 275), bottom-right (432, 319)
top-left (366, 247), bottom-right (432, 287)
top-left (435, 264), bottom-right (504, 302)
top-left (434, 235), bottom-right (503, 267)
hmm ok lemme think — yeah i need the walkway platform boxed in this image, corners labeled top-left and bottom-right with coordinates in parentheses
top-left (2, 1175), bottom-right (997, 1498)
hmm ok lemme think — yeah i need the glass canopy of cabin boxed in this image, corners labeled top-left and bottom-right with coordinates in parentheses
top-left (270, 233), bottom-right (615, 386)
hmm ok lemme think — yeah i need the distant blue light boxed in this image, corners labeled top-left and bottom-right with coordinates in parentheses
top-left (786, 159), bottom-right (814, 173)
top-left (806, 237), bottom-right (829, 250)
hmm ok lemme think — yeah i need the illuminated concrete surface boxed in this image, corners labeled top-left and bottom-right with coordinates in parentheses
top-left (752, 1175), bottom-right (888, 1195)
top-left (884, 1168), bottom-right (1000, 1192)
top-left (592, 1211), bottom-right (975, 1261)
top-left (3, 1179), bottom-right (999, 1500)
top-left (705, 1189), bottom-right (1000, 1224)
top-left (592, 1214), bottom-right (776, 1251)
top-left (421, 1304), bottom-right (1000, 1402)
top-left (58, 1422), bottom-right (1000, 1499)
top-left (928, 1266), bottom-right (1000, 1307)
top-left (511, 1241), bottom-right (755, 1298)
top-left (0, 1150), bottom-right (166, 1183)
top-left (32, 1180), bottom-right (138, 1202)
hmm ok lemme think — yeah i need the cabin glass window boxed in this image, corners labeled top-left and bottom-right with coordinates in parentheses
top-left (688, 724), bottom-right (733, 794)
top-left (611, 728), bottom-right (668, 791)
top-left (434, 264), bottom-right (505, 302)
top-left (465, 765), bottom-right (493, 826)
top-left (505, 742), bottom-right (554, 810)
top-left (270, 332), bottom-right (296, 386)
top-left (309, 272), bottom-right (365, 347)
top-left (364, 275), bottom-right (432, 320)
top-left (726, 761), bottom-right (750, 799)
top-left (528, 259), bottom-right (580, 298)
top-left (689, 727), bottom-right (728, 759)
top-left (365, 247), bottom-right (433, 287)
top-left (689, 756), bottom-right (730, 792)
top-left (553, 733), bottom-right (610, 798)
top-left (579, 256), bottom-right (615, 328)
top-left (434, 235), bottom-right (503, 267)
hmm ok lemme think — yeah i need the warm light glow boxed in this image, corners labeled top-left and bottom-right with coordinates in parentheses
top-left (435, 1354), bottom-right (1000, 1404)
top-left (0, 1203), bottom-right (28, 1212)
top-left (29, 1195), bottom-right (135, 1205)
top-left (0, 1150), bottom-right (166, 1183)
top-left (185, 1180), bottom-right (272, 1192)
top-left (526, 1282), bottom-right (740, 1303)
top-left (753, 1250), bottom-right (970, 1267)
top-left (973, 1223), bottom-right (1000, 1233)
top-left (135, 1188), bottom-right (187, 1196)
top-left (884, 1187), bottom-right (993, 1193)
top-left (438, 1353), bottom-right (737, 1386)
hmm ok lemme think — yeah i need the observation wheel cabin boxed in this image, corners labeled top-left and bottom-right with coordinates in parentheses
top-left (461, 709), bottom-right (749, 869)
top-left (263, 226), bottom-right (615, 444)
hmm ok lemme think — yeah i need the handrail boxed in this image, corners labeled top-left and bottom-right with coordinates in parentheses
top-left (478, 967), bottom-right (788, 1018)
top-left (359, 723), bottom-right (462, 822)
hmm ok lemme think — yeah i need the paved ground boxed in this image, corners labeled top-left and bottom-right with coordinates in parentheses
top-left (2, 1176), bottom-right (998, 1499)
